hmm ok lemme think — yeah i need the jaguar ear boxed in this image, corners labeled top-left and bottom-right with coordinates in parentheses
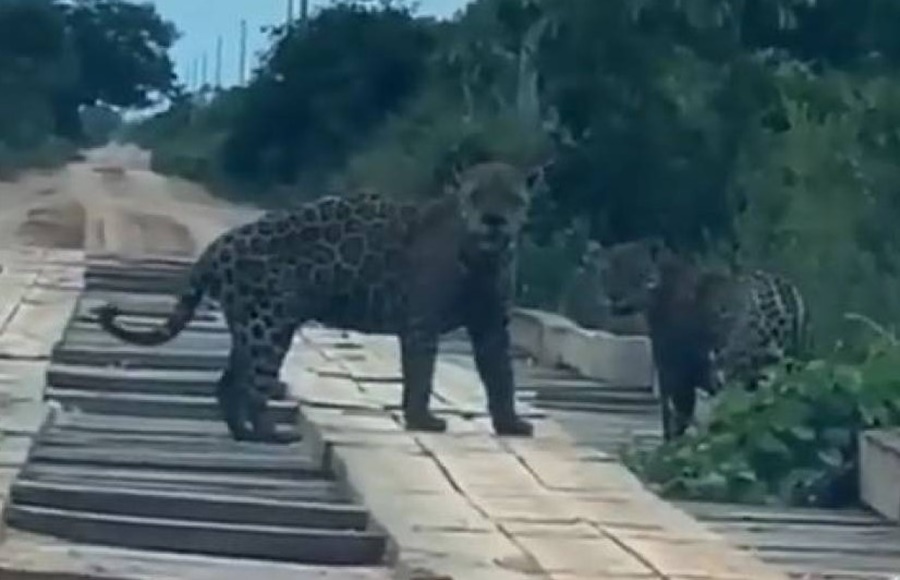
top-left (435, 143), bottom-right (467, 194)
top-left (447, 164), bottom-right (462, 192)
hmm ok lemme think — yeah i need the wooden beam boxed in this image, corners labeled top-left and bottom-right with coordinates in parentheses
top-left (5, 505), bottom-right (387, 565)
top-left (44, 389), bottom-right (299, 424)
top-left (28, 445), bottom-right (320, 478)
top-left (11, 480), bottom-right (370, 530)
top-left (21, 463), bottom-right (349, 503)
top-left (47, 364), bottom-right (219, 397)
top-left (51, 344), bottom-right (228, 370)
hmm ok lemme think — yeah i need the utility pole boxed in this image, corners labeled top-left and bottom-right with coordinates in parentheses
top-left (215, 35), bottom-right (223, 89)
top-left (300, 0), bottom-right (309, 23)
top-left (238, 19), bottom-right (247, 85)
top-left (201, 51), bottom-right (208, 89)
top-left (190, 57), bottom-right (198, 91)
top-left (286, 0), bottom-right (294, 25)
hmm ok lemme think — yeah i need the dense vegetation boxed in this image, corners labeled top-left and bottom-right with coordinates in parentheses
top-left (125, 0), bottom-right (900, 507)
top-left (0, 0), bottom-right (177, 175)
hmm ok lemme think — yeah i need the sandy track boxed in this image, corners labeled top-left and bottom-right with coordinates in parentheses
top-left (0, 144), bottom-right (262, 260)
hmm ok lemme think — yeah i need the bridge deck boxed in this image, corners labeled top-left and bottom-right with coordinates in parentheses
top-left (288, 330), bottom-right (789, 579)
top-left (441, 336), bottom-right (900, 580)
top-left (0, 252), bottom-right (391, 578)
top-left (0, 250), bottom-right (870, 579)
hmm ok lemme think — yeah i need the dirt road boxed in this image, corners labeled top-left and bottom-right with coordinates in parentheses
top-left (0, 143), bottom-right (262, 259)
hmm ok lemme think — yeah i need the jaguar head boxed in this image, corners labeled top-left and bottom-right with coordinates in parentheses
top-left (451, 160), bottom-right (547, 259)
top-left (590, 237), bottom-right (667, 316)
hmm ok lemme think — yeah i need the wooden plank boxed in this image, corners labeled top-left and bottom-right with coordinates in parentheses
top-left (28, 446), bottom-right (322, 478)
top-left (533, 400), bottom-right (657, 415)
top-left (84, 269), bottom-right (187, 284)
top-left (76, 293), bottom-right (220, 319)
top-left (678, 500), bottom-right (891, 527)
top-left (85, 259), bottom-right (192, 272)
top-left (0, 537), bottom-right (393, 580)
top-left (86, 252), bottom-right (197, 268)
top-left (533, 386), bottom-right (655, 405)
top-left (4, 505), bottom-right (387, 565)
top-left (84, 268), bottom-right (190, 283)
top-left (69, 316), bottom-right (226, 334)
top-left (47, 363), bottom-right (219, 396)
top-left (44, 389), bottom-right (298, 424)
top-left (714, 526), bottom-right (900, 558)
top-left (51, 413), bottom-right (232, 437)
top-left (21, 464), bottom-right (348, 503)
top-left (51, 342), bottom-right (228, 370)
top-left (10, 480), bottom-right (370, 530)
top-left (0, 288), bottom-right (79, 359)
top-left (761, 548), bottom-right (900, 578)
top-left (61, 326), bottom-right (231, 351)
top-left (0, 272), bottom-right (39, 335)
top-left (83, 272), bottom-right (190, 295)
top-left (37, 429), bottom-right (303, 454)
top-left (84, 279), bottom-right (188, 295)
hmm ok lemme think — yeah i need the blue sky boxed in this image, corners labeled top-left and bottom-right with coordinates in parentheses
top-left (148, 1), bottom-right (470, 88)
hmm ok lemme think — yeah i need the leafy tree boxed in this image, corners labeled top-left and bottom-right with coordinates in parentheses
top-left (61, 0), bottom-right (179, 109)
top-left (0, 0), bottom-right (73, 147)
top-left (221, 1), bottom-right (436, 184)
top-left (46, 0), bottom-right (178, 140)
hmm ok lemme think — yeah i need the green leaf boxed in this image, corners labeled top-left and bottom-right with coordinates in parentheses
top-left (789, 425), bottom-right (816, 442)
top-left (755, 431), bottom-right (793, 458)
top-left (691, 471), bottom-right (730, 500)
top-left (820, 427), bottom-right (852, 448)
top-left (817, 448), bottom-right (844, 469)
top-left (769, 398), bottom-right (812, 431)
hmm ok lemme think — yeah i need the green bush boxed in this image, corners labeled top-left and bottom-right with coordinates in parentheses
top-left (732, 68), bottom-right (900, 352)
top-left (0, 136), bottom-right (76, 179)
top-left (623, 323), bottom-right (900, 508)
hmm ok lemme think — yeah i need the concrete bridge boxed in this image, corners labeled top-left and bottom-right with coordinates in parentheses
top-left (0, 150), bottom-right (896, 579)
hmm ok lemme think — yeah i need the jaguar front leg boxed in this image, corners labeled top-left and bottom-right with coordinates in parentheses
top-left (399, 328), bottom-right (446, 432)
top-left (467, 313), bottom-right (533, 438)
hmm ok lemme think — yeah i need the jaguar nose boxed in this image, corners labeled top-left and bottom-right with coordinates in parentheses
top-left (481, 213), bottom-right (506, 229)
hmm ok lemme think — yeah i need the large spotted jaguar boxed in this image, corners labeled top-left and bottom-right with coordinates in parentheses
top-left (590, 237), bottom-right (809, 440)
top-left (93, 161), bottom-right (544, 444)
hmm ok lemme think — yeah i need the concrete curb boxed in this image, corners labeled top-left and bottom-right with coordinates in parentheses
top-left (510, 308), bottom-right (654, 388)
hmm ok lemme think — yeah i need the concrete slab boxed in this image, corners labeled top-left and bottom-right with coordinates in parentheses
top-left (860, 428), bottom-right (900, 522)
top-left (0, 436), bottom-right (32, 468)
top-left (0, 248), bottom-right (83, 544)
top-left (290, 330), bottom-right (792, 580)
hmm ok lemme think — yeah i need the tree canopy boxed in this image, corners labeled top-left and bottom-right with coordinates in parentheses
top-left (128, 0), bottom-right (900, 349)
top-left (0, 0), bottom-right (177, 149)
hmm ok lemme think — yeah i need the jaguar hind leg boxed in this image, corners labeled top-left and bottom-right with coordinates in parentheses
top-left (235, 318), bottom-right (302, 444)
top-left (216, 352), bottom-right (254, 441)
